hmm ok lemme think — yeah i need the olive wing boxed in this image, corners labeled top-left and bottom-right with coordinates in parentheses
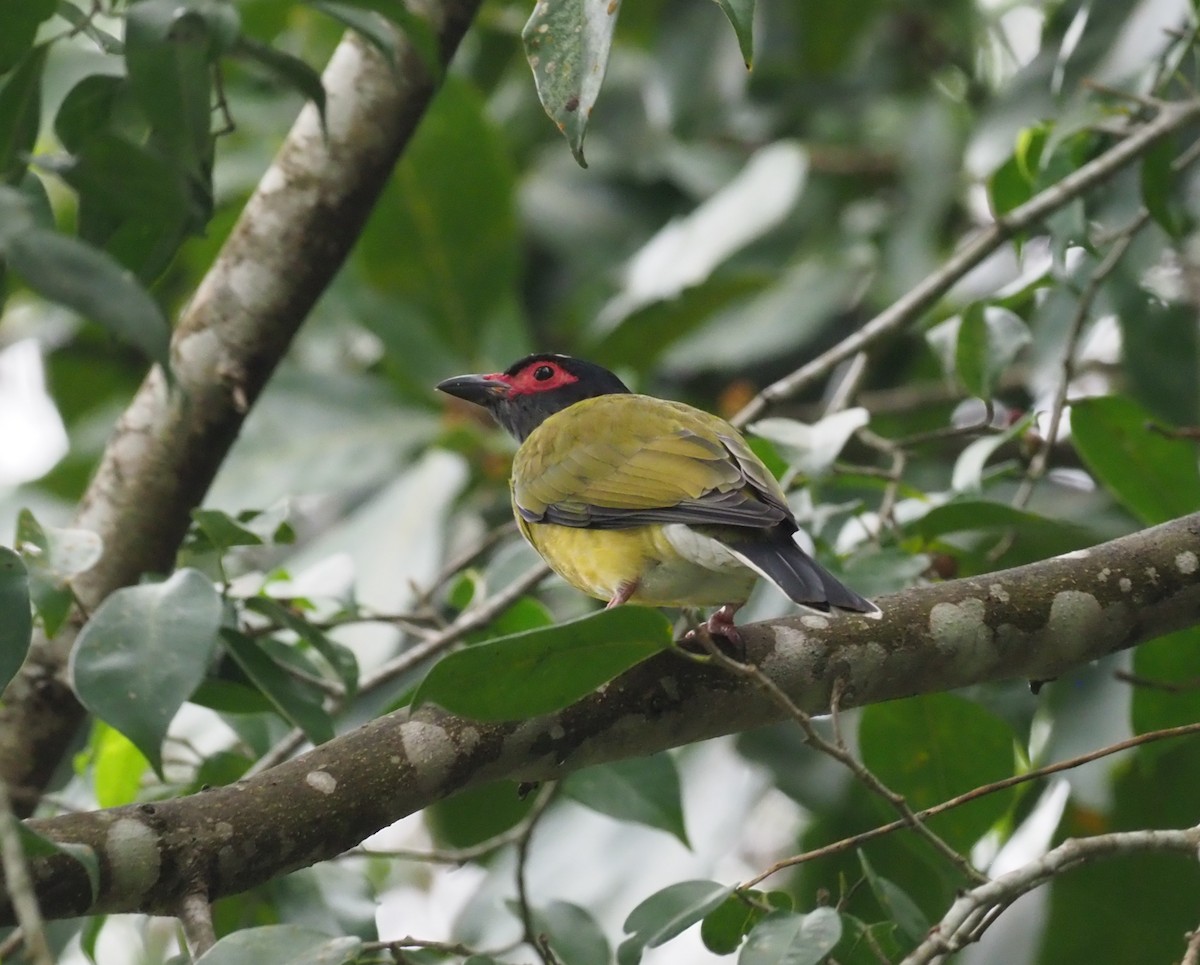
top-left (512, 395), bottom-right (792, 530)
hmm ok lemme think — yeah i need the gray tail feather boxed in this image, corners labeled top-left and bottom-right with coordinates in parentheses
top-left (729, 530), bottom-right (879, 615)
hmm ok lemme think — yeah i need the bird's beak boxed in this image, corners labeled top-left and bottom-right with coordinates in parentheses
top-left (435, 373), bottom-right (509, 406)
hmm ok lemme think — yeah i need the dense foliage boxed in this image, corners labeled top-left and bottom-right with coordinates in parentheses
top-left (1, 0), bottom-right (1200, 962)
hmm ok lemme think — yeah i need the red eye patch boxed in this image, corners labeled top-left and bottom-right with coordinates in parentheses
top-left (504, 361), bottom-right (580, 396)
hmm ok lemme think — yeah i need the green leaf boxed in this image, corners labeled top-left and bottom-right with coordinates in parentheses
top-left (195, 925), bottom-right (361, 965)
top-left (712, 0), bottom-right (754, 66)
top-left (19, 825), bottom-right (100, 903)
top-left (71, 569), bottom-right (222, 777)
top-left (231, 38), bottom-right (326, 133)
top-left (4, 228), bottom-right (171, 368)
top-left (1130, 628), bottom-right (1200, 750)
top-left (0, 0), bottom-right (53, 74)
top-left (53, 75), bottom-right (129, 154)
top-left (362, 77), bottom-right (518, 359)
top-left (739, 908), bottom-right (842, 965)
top-left (221, 630), bottom-right (334, 744)
top-left (412, 606), bottom-right (673, 721)
top-left (950, 411), bottom-right (1034, 492)
top-left (1070, 396), bottom-right (1200, 525)
top-left (857, 852), bottom-right (928, 946)
top-left (987, 124), bottom-right (1045, 218)
top-left (91, 722), bottom-right (149, 808)
top-left (243, 596), bottom-right (359, 697)
top-left (907, 500), bottom-right (1094, 546)
top-left (309, 0), bottom-right (441, 77)
top-left (533, 901), bottom-right (611, 965)
top-left (702, 892), bottom-right (791, 955)
top-left (426, 780), bottom-right (536, 848)
top-left (53, 132), bottom-right (200, 280)
top-left (191, 509), bottom-right (265, 552)
top-left (1140, 136), bottom-right (1181, 238)
top-left (563, 753), bottom-right (690, 846)
top-left (190, 677), bottom-right (274, 715)
top-left (16, 508), bottom-right (103, 637)
top-left (954, 303), bottom-right (1031, 399)
top-left (0, 547), bottom-right (33, 693)
top-left (124, 0), bottom-right (218, 180)
top-left (619, 880), bottom-right (734, 965)
top-left (522, 0), bottom-right (620, 166)
top-left (0, 45), bottom-right (47, 184)
top-left (859, 693), bottom-right (1018, 853)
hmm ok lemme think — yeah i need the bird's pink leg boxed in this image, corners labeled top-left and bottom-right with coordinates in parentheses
top-left (704, 603), bottom-right (743, 647)
top-left (606, 580), bottom-right (639, 609)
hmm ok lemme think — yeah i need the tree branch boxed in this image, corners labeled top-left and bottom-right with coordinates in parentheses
top-left (903, 824), bottom-right (1200, 963)
top-left (1, 512), bottom-right (1197, 924)
top-left (0, 0), bottom-right (484, 816)
top-left (731, 95), bottom-right (1200, 427)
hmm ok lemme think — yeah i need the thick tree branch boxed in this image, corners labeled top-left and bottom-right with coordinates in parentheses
top-left (0, 0), bottom-right (483, 816)
top-left (2, 513), bottom-right (1197, 924)
top-left (731, 95), bottom-right (1200, 427)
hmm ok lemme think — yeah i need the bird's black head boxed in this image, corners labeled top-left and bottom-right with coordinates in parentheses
top-left (436, 354), bottom-right (631, 441)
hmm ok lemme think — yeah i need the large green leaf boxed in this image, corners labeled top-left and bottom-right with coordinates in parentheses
top-left (618, 880), bottom-right (734, 965)
top-left (1070, 396), bottom-right (1200, 525)
top-left (71, 569), bottom-right (222, 777)
top-left (360, 77), bottom-right (519, 360)
top-left (0, 547), bottom-right (33, 693)
top-left (858, 852), bottom-right (928, 946)
top-left (739, 908), bottom-right (842, 965)
top-left (196, 925), bottom-right (361, 965)
top-left (4, 228), bottom-right (171, 367)
top-left (0, 45), bottom-right (47, 184)
top-left (412, 606), bottom-right (673, 721)
top-left (563, 753), bottom-right (690, 846)
top-left (522, 0), bottom-right (619, 166)
top-left (859, 693), bottom-right (1018, 853)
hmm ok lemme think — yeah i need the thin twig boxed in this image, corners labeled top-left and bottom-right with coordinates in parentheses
top-left (742, 719), bottom-right (1200, 889)
top-left (731, 96), bottom-right (1200, 428)
top-left (514, 784), bottom-right (562, 965)
top-left (0, 779), bottom-right (53, 965)
top-left (684, 638), bottom-right (986, 885)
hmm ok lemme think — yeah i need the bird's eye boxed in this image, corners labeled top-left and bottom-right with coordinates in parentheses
top-left (533, 365), bottom-right (554, 381)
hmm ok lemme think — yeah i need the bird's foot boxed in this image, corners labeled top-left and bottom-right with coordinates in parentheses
top-left (606, 580), bottom-right (640, 609)
top-left (680, 604), bottom-right (745, 659)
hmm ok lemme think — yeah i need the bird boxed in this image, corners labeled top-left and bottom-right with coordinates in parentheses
top-left (436, 353), bottom-right (879, 642)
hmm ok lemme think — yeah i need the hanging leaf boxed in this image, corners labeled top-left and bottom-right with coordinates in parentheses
top-left (70, 569), bottom-right (222, 777)
top-left (954, 304), bottom-right (1031, 399)
top-left (563, 753), bottom-right (690, 845)
top-left (712, 0), bottom-right (754, 67)
top-left (522, 0), bottom-right (621, 166)
top-left (230, 38), bottom-right (327, 133)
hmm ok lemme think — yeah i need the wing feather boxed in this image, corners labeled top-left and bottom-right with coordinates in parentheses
top-left (513, 395), bottom-right (792, 531)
